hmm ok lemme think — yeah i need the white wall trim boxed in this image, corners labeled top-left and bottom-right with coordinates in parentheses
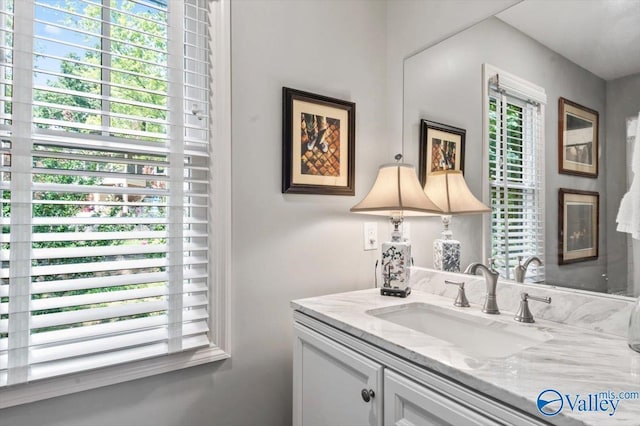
top-left (210, 0), bottom-right (233, 357)
top-left (0, 346), bottom-right (230, 409)
top-left (486, 67), bottom-right (547, 105)
top-left (0, 0), bottom-right (233, 408)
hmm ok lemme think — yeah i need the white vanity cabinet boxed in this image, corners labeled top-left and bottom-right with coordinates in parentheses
top-left (293, 322), bottom-right (383, 426)
top-left (293, 312), bottom-right (548, 426)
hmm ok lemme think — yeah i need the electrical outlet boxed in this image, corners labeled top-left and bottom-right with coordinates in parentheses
top-left (363, 222), bottom-right (378, 251)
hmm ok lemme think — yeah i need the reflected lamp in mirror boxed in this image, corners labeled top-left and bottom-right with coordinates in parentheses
top-left (351, 155), bottom-right (442, 296)
top-left (423, 170), bottom-right (490, 272)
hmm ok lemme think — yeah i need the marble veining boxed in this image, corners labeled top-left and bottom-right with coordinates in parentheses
top-left (291, 269), bottom-right (640, 426)
top-left (410, 267), bottom-right (636, 337)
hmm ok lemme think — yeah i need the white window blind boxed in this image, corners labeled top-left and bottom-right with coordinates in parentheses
top-left (488, 73), bottom-right (545, 282)
top-left (0, 0), bottom-right (211, 387)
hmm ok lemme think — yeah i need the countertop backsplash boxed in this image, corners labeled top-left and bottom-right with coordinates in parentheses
top-left (409, 267), bottom-right (636, 338)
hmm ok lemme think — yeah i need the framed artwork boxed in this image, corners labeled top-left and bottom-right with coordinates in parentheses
top-left (418, 119), bottom-right (465, 186)
top-left (282, 87), bottom-right (355, 195)
top-left (558, 188), bottom-right (599, 265)
top-left (558, 97), bottom-right (599, 178)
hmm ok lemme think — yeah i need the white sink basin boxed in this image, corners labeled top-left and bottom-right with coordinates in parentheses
top-left (367, 302), bottom-right (552, 358)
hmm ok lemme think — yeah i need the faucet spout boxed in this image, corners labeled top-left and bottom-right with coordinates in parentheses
top-left (514, 255), bottom-right (543, 283)
top-left (523, 256), bottom-right (542, 270)
top-left (464, 261), bottom-right (500, 314)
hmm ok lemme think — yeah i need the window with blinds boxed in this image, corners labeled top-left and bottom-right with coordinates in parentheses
top-left (488, 72), bottom-right (545, 282)
top-left (0, 0), bottom-right (211, 387)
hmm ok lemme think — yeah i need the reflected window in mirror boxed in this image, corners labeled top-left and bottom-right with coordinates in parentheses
top-left (487, 69), bottom-right (546, 282)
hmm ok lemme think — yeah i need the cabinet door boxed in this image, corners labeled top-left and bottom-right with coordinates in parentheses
top-left (293, 323), bottom-right (383, 426)
top-left (384, 370), bottom-right (501, 426)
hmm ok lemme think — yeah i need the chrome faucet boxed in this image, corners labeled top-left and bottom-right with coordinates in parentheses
top-left (464, 258), bottom-right (500, 314)
top-left (513, 255), bottom-right (543, 283)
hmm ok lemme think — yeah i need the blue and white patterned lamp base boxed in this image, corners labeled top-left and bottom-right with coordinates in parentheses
top-left (433, 238), bottom-right (461, 272)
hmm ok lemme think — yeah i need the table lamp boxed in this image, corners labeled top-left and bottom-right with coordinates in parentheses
top-left (351, 155), bottom-right (443, 297)
top-left (423, 170), bottom-right (490, 272)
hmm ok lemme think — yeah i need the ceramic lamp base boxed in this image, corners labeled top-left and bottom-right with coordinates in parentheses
top-left (381, 240), bottom-right (411, 288)
top-left (433, 238), bottom-right (461, 272)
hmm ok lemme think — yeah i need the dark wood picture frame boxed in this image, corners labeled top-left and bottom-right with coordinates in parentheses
top-left (558, 188), bottom-right (599, 265)
top-left (282, 87), bottom-right (355, 195)
top-left (418, 119), bottom-right (466, 186)
top-left (558, 97), bottom-right (599, 178)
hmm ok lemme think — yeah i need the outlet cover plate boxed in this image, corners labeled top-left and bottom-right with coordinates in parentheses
top-left (364, 222), bottom-right (378, 251)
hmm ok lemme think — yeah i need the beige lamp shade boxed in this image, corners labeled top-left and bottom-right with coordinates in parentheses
top-left (423, 170), bottom-right (490, 215)
top-left (351, 163), bottom-right (443, 217)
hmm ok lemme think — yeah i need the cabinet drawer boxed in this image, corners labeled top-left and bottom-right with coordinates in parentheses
top-left (384, 369), bottom-right (501, 426)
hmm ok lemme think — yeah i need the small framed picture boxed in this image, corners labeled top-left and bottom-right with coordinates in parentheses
top-left (558, 188), bottom-right (599, 265)
top-left (282, 87), bottom-right (355, 195)
top-left (558, 97), bottom-right (599, 178)
top-left (418, 119), bottom-right (465, 186)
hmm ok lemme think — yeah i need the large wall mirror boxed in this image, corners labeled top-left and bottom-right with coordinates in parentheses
top-left (404, 0), bottom-right (640, 297)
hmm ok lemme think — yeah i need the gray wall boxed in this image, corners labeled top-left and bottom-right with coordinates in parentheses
top-left (0, 3), bottom-right (558, 426)
top-left (0, 1), bottom-right (389, 425)
top-left (403, 17), bottom-right (612, 293)
top-left (385, 0), bottom-right (519, 158)
top-left (384, 0), bottom-right (518, 271)
top-left (606, 72), bottom-right (640, 295)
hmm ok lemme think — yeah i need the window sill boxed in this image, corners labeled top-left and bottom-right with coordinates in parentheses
top-left (0, 346), bottom-right (230, 409)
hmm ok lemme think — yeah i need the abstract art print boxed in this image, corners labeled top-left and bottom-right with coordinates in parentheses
top-left (418, 120), bottom-right (465, 186)
top-left (282, 87), bottom-right (355, 195)
top-left (558, 97), bottom-right (599, 178)
top-left (559, 188), bottom-right (599, 264)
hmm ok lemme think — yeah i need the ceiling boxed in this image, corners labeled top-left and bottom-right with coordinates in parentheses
top-left (496, 0), bottom-right (640, 81)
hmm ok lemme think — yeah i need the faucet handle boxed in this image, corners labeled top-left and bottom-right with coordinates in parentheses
top-left (514, 292), bottom-right (551, 323)
top-left (445, 280), bottom-right (470, 307)
top-left (487, 257), bottom-right (497, 271)
top-left (526, 293), bottom-right (551, 304)
top-left (517, 256), bottom-right (523, 266)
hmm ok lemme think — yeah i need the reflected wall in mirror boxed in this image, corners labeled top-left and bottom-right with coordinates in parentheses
top-left (403, 0), bottom-right (640, 297)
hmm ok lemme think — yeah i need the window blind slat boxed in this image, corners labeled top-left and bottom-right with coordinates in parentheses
top-left (29, 333), bottom-right (210, 382)
top-left (2, 311), bottom-right (210, 355)
top-left (31, 34), bottom-right (170, 71)
top-left (29, 282), bottom-right (207, 313)
top-left (31, 308), bottom-right (208, 347)
top-left (32, 133), bottom-right (210, 157)
top-left (0, 216), bottom-right (207, 225)
top-left (26, 256), bottom-right (207, 279)
top-left (32, 85), bottom-right (169, 113)
top-left (28, 321), bottom-right (210, 366)
top-left (29, 230), bottom-right (205, 243)
top-left (2, 0), bottom-right (212, 387)
top-left (30, 293), bottom-right (207, 330)
top-left (31, 270), bottom-right (207, 294)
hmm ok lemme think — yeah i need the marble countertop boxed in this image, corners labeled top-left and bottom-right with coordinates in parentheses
top-left (291, 288), bottom-right (640, 425)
